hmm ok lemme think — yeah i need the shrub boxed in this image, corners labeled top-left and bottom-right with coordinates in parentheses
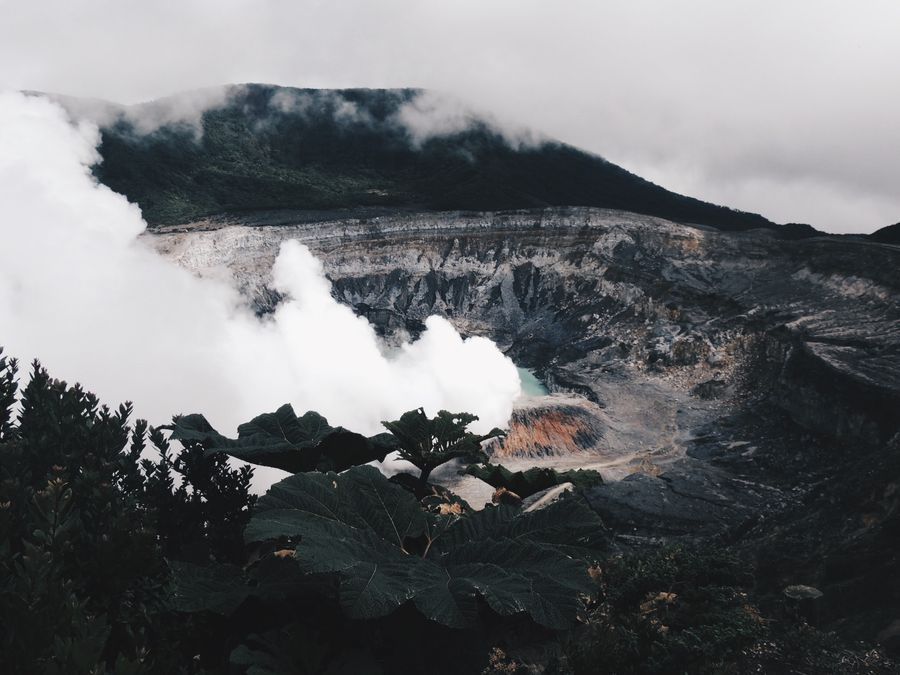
top-left (0, 349), bottom-right (255, 673)
top-left (565, 546), bottom-right (764, 674)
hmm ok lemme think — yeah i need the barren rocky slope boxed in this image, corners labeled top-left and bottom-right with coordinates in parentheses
top-left (151, 207), bottom-right (899, 440)
top-left (149, 206), bottom-right (900, 642)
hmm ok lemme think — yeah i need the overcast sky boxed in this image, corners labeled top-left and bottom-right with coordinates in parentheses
top-left (1, 0), bottom-right (897, 234)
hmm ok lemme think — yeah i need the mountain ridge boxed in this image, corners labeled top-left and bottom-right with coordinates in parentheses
top-left (871, 221), bottom-right (900, 244)
top-left (51, 83), bottom-right (800, 234)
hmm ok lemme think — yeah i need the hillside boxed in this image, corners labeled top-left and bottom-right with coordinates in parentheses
top-left (871, 222), bottom-right (900, 244)
top-left (87, 84), bottom-right (782, 232)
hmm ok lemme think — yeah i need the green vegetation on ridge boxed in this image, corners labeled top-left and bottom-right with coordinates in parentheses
top-left (1, 346), bottom-right (892, 673)
top-left (93, 84), bottom-right (777, 232)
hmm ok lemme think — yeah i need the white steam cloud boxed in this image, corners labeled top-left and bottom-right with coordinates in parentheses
top-left (0, 91), bottom-right (521, 489)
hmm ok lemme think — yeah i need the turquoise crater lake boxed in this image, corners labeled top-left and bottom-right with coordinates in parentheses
top-left (517, 367), bottom-right (549, 397)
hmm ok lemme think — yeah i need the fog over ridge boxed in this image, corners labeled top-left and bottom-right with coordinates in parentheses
top-left (46, 84), bottom-right (544, 153)
top-left (2, 1), bottom-right (898, 233)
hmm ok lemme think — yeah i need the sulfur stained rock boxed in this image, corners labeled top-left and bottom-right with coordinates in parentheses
top-left (485, 396), bottom-right (608, 460)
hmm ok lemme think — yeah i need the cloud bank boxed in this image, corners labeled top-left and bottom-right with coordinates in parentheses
top-left (1, 0), bottom-right (898, 233)
top-left (0, 91), bottom-right (521, 489)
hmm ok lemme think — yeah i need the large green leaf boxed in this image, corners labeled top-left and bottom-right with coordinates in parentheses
top-left (168, 561), bottom-right (251, 615)
top-left (168, 557), bottom-right (330, 616)
top-left (168, 404), bottom-right (396, 473)
top-left (381, 408), bottom-right (504, 474)
top-left (465, 463), bottom-right (603, 498)
top-left (246, 466), bottom-right (430, 619)
top-left (245, 464), bottom-right (426, 546)
top-left (435, 497), bottom-right (608, 556)
top-left (246, 466), bottom-right (604, 629)
top-left (229, 625), bottom-right (379, 675)
top-left (439, 540), bottom-right (595, 628)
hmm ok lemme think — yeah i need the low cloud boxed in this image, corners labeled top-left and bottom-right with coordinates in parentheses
top-left (396, 90), bottom-right (545, 150)
top-left (268, 88), bottom-right (377, 128)
top-left (54, 85), bottom-right (521, 149)
top-left (122, 86), bottom-right (235, 137)
top-left (0, 91), bottom-right (521, 490)
top-left (3, 2), bottom-right (898, 231)
top-left (48, 85), bottom-right (236, 139)
top-left (267, 86), bottom-right (542, 147)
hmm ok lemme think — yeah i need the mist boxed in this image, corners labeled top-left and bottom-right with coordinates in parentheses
top-left (0, 91), bottom-right (521, 489)
top-left (45, 86), bottom-right (234, 139)
top-left (46, 85), bottom-right (537, 160)
top-left (2, 1), bottom-right (898, 233)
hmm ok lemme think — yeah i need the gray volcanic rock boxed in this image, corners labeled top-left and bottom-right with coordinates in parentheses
top-left (583, 461), bottom-right (789, 538)
top-left (870, 222), bottom-right (900, 245)
top-left (149, 206), bottom-right (900, 447)
top-left (521, 483), bottom-right (576, 512)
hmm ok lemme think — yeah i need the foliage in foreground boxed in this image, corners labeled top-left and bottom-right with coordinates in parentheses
top-left (465, 463), bottom-right (604, 499)
top-left (382, 408), bottom-right (505, 489)
top-left (565, 546), bottom-right (764, 673)
top-left (0, 347), bottom-right (604, 673)
top-left (168, 404), bottom-right (397, 474)
top-left (0, 348), bottom-right (255, 674)
top-left (1, 346), bottom-right (894, 674)
top-left (563, 545), bottom-right (898, 675)
top-left (246, 466), bottom-right (602, 628)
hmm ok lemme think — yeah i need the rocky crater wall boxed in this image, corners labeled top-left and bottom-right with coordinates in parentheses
top-left (149, 207), bottom-right (900, 446)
